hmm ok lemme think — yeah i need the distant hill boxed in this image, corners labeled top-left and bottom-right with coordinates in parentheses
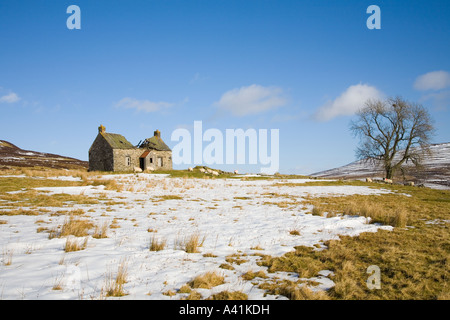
top-left (311, 142), bottom-right (450, 190)
top-left (0, 140), bottom-right (88, 170)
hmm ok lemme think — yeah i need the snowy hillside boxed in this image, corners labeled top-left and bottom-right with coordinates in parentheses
top-left (0, 140), bottom-right (88, 170)
top-left (311, 143), bottom-right (450, 190)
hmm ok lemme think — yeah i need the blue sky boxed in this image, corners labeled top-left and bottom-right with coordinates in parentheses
top-left (1, 0), bottom-right (449, 174)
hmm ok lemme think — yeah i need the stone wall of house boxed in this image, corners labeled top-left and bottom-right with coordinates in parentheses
top-left (145, 150), bottom-right (172, 171)
top-left (112, 149), bottom-right (143, 172)
top-left (89, 134), bottom-right (114, 171)
top-left (112, 149), bottom-right (172, 172)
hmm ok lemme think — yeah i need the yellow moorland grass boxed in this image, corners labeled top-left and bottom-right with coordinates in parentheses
top-left (311, 205), bottom-right (324, 217)
top-left (0, 208), bottom-right (41, 216)
top-left (0, 176), bottom-right (84, 194)
top-left (241, 270), bottom-right (268, 281)
top-left (256, 183), bottom-right (450, 300)
top-left (87, 178), bottom-right (123, 192)
top-left (175, 232), bottom-right (206, 253)
top-left (51, 208), bottom-right (85, 216)
top-left (0, 189), bottom-right (100, 210)
top-left (262, 200), bottom-right (298, 209)
top-left (303, 192), bottom-right (410, 228)
top-left (92, 221), bottom-right (109, 239)
top-left (49, 216), bottom-right (94, 239)
top-left (258, 279), bottom-right (330, 300)
top-left (207, 291), bottom-right (248, 300)
top-left (343, 200), bottom-right (408, 228)
top-left (64, 237), bottom-right (89, 252)
top-left (103, 258), bottom-right (129, 297)
top-left (0, 172), bottom-right (125, 214)
top-left (149, 235), bottom-right (167, 251)
top-left (7, 167), bottom-right (128, 191)
top-left (182, 290), bottom-right (203, 300)
top-left (178, 284), bottom-right (192, 294)
top-left (225, 253), bottom-right (249, 265)
top-left (189, 271), bottom-right (225, 289)
top-left (153, 194), bottom-right (183, 202)
top-left (14, 167), bottom-right (91, 179)
top-left (162, 290), bottom-right (177, 297)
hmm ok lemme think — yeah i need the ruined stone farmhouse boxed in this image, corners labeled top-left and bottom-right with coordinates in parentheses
top-left (89, 125), bottom-right (172, 172)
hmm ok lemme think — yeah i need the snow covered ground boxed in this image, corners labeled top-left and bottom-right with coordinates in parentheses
top-left (0, 173), bottom-right (393, 300)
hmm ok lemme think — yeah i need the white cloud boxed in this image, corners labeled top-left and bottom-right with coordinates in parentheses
top-left (414, 70), bottom-right (450, 91)
top-left (314, 84), bottom-right (384, 121)
top-left (214, 84), bottom-right (287, 117)
top-left (115, 97), bottom-right (173, 113)
top-left (0, 92), bottom-right (20, 104)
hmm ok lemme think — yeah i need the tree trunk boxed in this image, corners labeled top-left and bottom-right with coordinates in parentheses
top-left (385, 166), bottom-right (393, 179)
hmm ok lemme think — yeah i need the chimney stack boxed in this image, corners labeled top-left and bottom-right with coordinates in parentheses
top-left (154, 130), bottom-right (161, 138)
top-left (99, 124), bottom-right (106, 134)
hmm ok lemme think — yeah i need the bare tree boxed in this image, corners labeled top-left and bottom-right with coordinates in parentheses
top-left (350, 97), bottom-right (434, 180)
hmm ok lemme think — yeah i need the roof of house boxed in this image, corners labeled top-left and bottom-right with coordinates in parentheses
top-left (140, 150), bottom-right (150, 158)
top-left (101, 133), bottom-right (135, 149)
top-left (139, 136), bottom-right (171, 151)
top-left (95, 125), bottom-right (170, 151)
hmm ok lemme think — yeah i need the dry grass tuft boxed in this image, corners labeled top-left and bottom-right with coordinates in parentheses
top-left (178, 284), bottom-right (192, 294)
top-left (64, 237), bottom-right (88, 252)
top-left (278, 284), bottom-right (330, 300)
top-left (219, 263), bottom-right (234, 270)
top-left (0, 208), bottom-right (40, 216)
top-left (202, 252), bottom-right (218, 258)
top-left (258, 277), bottom-right (329, 300)
top-left (182, 290), bottom-right (203, 300)
top-left (104, 258), bottom-right (129, 297)
top-left (154, 195), bottom-right (183, 201)
top-left (52, 275), bottom-right (64, 291)
top-left (175, 232), bottom-right (206, 253)
top-left (149, 235), bottom-right (167, 251)
top-left (189, 271), bottom-right (225, 289)
top-left (343, 201), bottom-right (408, 228)
top-left (311, 205), bottom-right (324, 216)
top-left (88, 178), bottom-right (123, 192)
top-left (225, 253), bottom-right (249, 265)
top-left (208, 291), bottom-right (248, 300)
top-left (50, 216), bottom-right (94, 239)
top-left (2, 248), bottom-right (13, 266)
top-left (241, 270), bottom-right (267, 281)
top-left (92, 221), bottom-right (109, 239)
top-left (162, 290), bottom-right (176, 297)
